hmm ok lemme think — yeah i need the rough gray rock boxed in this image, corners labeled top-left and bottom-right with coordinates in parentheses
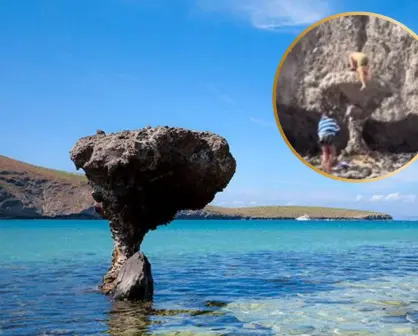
top-left (344, 105), bottom-right (369, 155)
top-left (70, 126), bottom-right (236, 299)
top-left (276, 14), bottom-right (418, 158)
top-left (113, 252), bottom-right (153, 301)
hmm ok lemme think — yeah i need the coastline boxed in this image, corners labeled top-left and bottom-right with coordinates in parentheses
top-left (0, 206), bottom-right (393, 221)
top-left (0, 155), bottom-right (392, 221)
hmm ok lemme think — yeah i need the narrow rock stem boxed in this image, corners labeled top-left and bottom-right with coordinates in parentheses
top-left (101, 217), bottom-right (147, 294)
top-left (345, 117), bottom-right (369, 155)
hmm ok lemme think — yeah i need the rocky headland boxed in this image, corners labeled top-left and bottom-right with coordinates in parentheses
top-left (177, 206), bottom-right (392, 220)
top-left (276, 14), bottom-right (418, 179)
top-left (0, 155), bottom-right (96, 219)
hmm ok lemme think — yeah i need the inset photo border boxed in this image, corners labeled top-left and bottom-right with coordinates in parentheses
top-left (273, 12), bottom-right (418, 182)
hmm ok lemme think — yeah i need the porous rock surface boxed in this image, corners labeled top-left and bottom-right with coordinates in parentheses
top-left (276, 15), bottom-right (418, 178)
top-left (70, 126), bottom-right (236, 299)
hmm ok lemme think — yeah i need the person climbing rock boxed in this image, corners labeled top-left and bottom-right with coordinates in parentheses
top-left (348, 51), bottom-right (372, 91)
top-left (318, 111), bottom-right (341, 174)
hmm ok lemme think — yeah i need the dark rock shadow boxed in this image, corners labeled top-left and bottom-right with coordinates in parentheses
top-left (105, 300), bottom-right (229, 336)
top-left (276, 103), bottom-right (349, 156)
top-left (277, 101), bottom-right (418, 158)
top-left (106, 301), bottom-right (154, 335)
top-left (363, 114), bottom-right (418, 153)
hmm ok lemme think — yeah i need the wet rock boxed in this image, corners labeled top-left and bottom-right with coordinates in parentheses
top-left (70, 126), bottom-right (236, 299)
top-left (113, 252), bottom-right (153, 301)
top-left (204, 300), bottom-right (228, 308)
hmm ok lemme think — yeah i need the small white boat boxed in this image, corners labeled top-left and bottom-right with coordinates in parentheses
top-left (296, 214), bottom-right (311, 221)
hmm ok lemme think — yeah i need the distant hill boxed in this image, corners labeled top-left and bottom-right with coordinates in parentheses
top-left (0, 155), bottom-right (96, 219)
top-left (177, 205), bottom-right (392, 220)
top-left (0, 155), bottom-right (392, 220)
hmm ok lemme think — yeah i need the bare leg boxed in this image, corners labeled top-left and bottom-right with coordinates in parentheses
top-left (328, 145), bottom-right (337, 171)
top-left (358, 67), bottom-right (367, 91)
top-left (321, 146), bottom-right (326, 170)
top-left (324, 148), bottom-right (332, 173)
top-left (322, 145), bottom-right (330, 173)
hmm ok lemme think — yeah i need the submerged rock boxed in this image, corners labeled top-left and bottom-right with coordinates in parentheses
top-left (70, 126), bottom-right (236, 300)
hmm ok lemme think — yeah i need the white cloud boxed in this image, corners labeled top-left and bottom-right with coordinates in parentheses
top-left (386, 193), bottom-right (416, 203)
top-left (369, 194), bottom-right (385, 202)
top-left (212, 200), bottom-right (259, 207)
top-left (196, 0), bottom-right (334, 30)
top-left (368, 193), bottom-right (416, 203)
top-left (355, 194), bottom-right (364, 202)
top-left (384, 193), bottom-right (400, 201)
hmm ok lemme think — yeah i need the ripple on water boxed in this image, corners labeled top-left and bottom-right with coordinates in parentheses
top-left (3, 244), bottom-right (418, 335)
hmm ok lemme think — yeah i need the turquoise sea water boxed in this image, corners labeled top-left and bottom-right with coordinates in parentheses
top-left (2, 220), bottom-right (418, 335)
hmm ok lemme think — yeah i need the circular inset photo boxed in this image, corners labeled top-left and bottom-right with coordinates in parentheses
top-left (273, 12), bottom-right (418, 181)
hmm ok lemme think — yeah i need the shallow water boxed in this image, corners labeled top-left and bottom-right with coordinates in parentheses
top-left (2, 220), bottom-right (418, 335)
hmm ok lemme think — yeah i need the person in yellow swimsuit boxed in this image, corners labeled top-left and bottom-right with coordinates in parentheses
top-left (348, 52), bottom-right (372, 91)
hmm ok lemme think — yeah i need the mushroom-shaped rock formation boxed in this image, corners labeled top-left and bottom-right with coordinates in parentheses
top-left (276, 15), bottom-right (418, 163)
top-left (70, 126), bottom-right (236, 299)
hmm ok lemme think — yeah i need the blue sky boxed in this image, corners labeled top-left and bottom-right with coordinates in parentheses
top-left (1, 0), bottom-right (418, 219)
